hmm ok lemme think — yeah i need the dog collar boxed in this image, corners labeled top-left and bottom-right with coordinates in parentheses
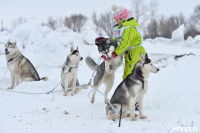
top-left (134, 74), bottom-right (144, 88)
top-left (101, 55), bottom-right (111, 60)
top-left (7, 55), bottom-right (18, 63)
top-left (65, 65), bottom-right (77, 73)
top-left (101, 53), bottom-right (117, 60)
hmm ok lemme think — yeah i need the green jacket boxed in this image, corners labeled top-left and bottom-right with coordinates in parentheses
top-left (113, 18), bottom-right (146, 79)
top-left (113, 18), bottom-right (142, 55)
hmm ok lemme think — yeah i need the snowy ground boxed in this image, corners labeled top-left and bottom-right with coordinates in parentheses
top-left (0, 22), bottom-right (200, 133)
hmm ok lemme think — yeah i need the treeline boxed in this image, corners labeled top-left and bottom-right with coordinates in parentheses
top-left (145, 7), bottom-right (200, 40)
top-left (1, 0), bottom-right (199, 40)
top-left (131, 0), bottom-right (200, 40)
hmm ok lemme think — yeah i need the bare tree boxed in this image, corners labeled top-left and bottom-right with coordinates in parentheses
top-left (92, 12), bottom-right (100, 33)
top-left (131, 0), bottom-right (148, 27)
top-left (63, 17), bottom-right (72, 29)
top-left (1, 20), bottom-right (3, 32)
top-left (46, 17), bottom-right (57, 31)
top-left (99, 12), bottom-right (114, 38)
top-left (144, 0), bottom-right (159, 39)
top-left (12, 17), bottom-right (27, 29)
top-left (158, 15), bottom-right (182, 38)
top-left (149, 0), bottom-right (159, 23)
top-left (64, 14), bottom-right (87, 33)
top-left (184, 23), bottom-right (199, 39)
top-left (184, 5), bottom-right (200, 39)
top-left (146, 19), bottom-right (159, 39)
top-left (92, 11), bottom-right (114, 38)
top-left (178, 12), bottom-right (186, 25)
top-left (158, 16), bottom-right (169, 38)
top-left (191, 5), bottom-right (200, 28)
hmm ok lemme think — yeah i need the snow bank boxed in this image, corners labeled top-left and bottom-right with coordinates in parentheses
top-left (0, 20), bottom-right (98, 68)
top-left (171, 24), bottom-right (184, 41)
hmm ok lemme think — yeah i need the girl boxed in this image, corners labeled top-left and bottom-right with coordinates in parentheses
top-left (112, 5), bottom-right (146, 79)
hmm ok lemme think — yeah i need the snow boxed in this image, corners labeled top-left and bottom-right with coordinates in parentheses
top-left (0, 23), bottom-right (200, 133)
top-left (171, 25), bottom-right (185, 41)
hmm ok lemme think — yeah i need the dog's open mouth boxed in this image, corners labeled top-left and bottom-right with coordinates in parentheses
top-left (5, 51), bottom-right (9, 55)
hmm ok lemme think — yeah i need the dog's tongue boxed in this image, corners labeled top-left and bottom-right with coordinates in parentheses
top-left (5, 51), bottom-right (9, 55)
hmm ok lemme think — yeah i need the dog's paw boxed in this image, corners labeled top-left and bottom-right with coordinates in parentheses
top-left (104, 99), bottom-right (108, 104)
top-left (131, 117), bottom-right (137, 121)
top-left (90, 98), bottom-right (94, 104)
top-left (111, 117), bottom-right (116, 121)
top-left (71, 90), bottom-right (77, 96)
top-left (75, 88), bottom-right (80, 94)
top-left (139, 115), bottom-right (147, 119)
top-left (127, 113), bottom-right (138, 117)
top-left (7, 87), bottom-right (13, 89)
top-left (135, 113), bottom-right (138, 117)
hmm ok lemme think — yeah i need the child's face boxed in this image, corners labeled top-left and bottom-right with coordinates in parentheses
top-left (115, 18), bottom-right (122, 26)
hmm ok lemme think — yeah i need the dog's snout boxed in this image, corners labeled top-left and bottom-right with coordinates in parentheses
top-left (5, 48), bottom-right (8, 52)
top-left (157, 68), bottom-right (160, 71)
top-left (80, 57), bottom-right (83, 61)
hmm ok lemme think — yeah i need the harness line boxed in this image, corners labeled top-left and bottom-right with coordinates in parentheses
top-left (0, 56), bottom-right (120, 115)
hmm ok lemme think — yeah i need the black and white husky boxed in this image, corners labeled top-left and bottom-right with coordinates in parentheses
top-left (61, 46), bottom-right (83, 96)
top-left (106, 53), bottom-right (159, 121)
top-left (4, 40), bottom-right (48, 89)
top-left (85, 38), bottom-right (123, 104)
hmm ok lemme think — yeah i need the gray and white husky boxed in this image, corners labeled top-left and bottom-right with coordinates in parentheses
top-left (61, 46), bottom-right (83, 96)
top-left (106, 53), bottom-right (159, 121)
top-left (4, 40), bottom-right (48, 89)
top-left (85, 38), bottom-right (123, 104)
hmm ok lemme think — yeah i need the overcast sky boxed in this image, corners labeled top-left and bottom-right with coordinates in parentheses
top-left (0, 0), bottom-right (199, 28)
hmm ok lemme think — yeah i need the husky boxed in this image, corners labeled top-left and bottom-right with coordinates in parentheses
top-left (106, 53), bottom-right (159, 121)
top-left (61, 46), bottom-right (83, 96)
top-left (85, 38), bottom-right (123, 104)
top-left (4, 40), bottom-right (48, 89)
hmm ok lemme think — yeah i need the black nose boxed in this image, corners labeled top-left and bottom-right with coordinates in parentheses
top-left (80, 57), bottom-right (83, 61)
top-left (157, 68), bottom-right (160, 71)
top-left (5, 49), bottom-right (8, 52)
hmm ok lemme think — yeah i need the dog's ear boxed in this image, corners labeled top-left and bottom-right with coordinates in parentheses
top-left (76, 47), bottom-right (78, 51)
top-left (95, 42), bottom-right (100, 47)
top-left (70, 46), bottom-right (74, 53)
top-left (7, 39), bottom-right (10, 43)
top-left (13, 41), bottom-right (17, 47)
top-left (145, 53), bottom-right (148, 59)
top-left (106, 40), bottom-right (110, 44)
top-left (140, 53), bottom-right (145, 62)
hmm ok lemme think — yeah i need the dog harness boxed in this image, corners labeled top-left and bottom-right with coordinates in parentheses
top-left (114, 26), bottom-right (143, 52)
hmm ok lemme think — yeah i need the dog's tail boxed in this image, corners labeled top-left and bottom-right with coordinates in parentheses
top-left (106, 104), bottom-right (120, 121)
top-left (40, 77), bottom-right (49, 81)
top-left (85, 56), bottom-right (97, 71)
